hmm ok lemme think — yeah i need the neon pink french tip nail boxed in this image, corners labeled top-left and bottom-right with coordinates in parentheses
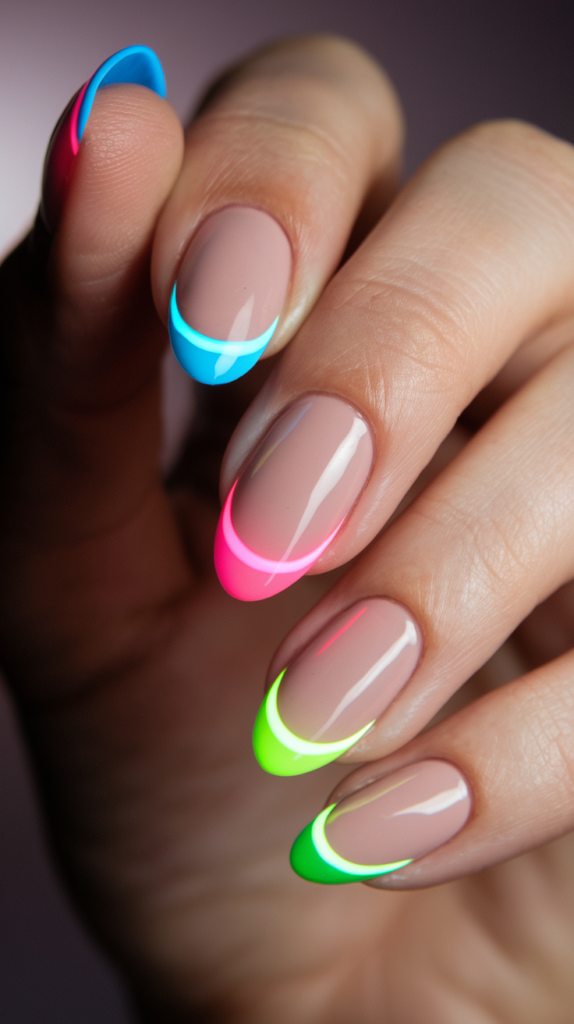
top-left (214, 394), bottom-right (374, 601)
top-left (40, 45), bottom-right (166, 234)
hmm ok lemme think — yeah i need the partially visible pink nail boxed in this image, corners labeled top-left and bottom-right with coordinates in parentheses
top-left (40, 84), bottom-right (87, 233)
top-left (215, 394), bottom-right (374, 601)
top-left (278, 599), bottom-right (422, 744)
top-left (326, 760), bottom-right (471, 868)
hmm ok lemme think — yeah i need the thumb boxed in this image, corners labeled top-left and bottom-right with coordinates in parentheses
top-left (1, 58), bottom-right (184, 540)
top-left (49, 74), bottom-right (184, 410)
top-left (0, 54), bottom-right (189, 700)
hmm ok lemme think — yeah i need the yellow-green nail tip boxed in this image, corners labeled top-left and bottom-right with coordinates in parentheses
top-left (252, 672), bottom-right (374, 776)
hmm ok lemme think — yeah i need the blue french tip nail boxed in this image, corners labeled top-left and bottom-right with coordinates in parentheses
top-left (76, 45), bottom-right (166, 141)
top-left (168, 285), bottom-right (278, 385)
top-left (41, 45), bottom-right (166, 234)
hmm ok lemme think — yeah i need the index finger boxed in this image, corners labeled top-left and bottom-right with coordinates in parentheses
top-left (152, 35), bottom-right (403, 384)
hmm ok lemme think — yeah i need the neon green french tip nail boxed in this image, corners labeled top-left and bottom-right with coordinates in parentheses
top-left (289, 805), bottom-right (413, 884)
top-left (252, 671), bottom-right (375, 776)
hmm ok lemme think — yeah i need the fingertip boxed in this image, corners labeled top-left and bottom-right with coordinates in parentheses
top-left (168, 283), bottom-right (276, 386)
top-left (70, 84), bottom-right (183, 226)
top-left (252, 674), bottom-right (346, 776)
top-left (52, 82), bottom-right (183, 321)
top-left (214, 497), bottom-right (306, 600)
top-left (41, 45), bottom-right (181, 239)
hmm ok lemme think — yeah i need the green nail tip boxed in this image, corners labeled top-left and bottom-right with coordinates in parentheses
top-left (252, 672), bottom-right (375, 777)
top-left (290, 806), bottom-right (413, 885)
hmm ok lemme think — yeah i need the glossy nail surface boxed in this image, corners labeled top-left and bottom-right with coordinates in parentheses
top-left (169, 206), bottom-right (291, 385)
top-left (41, 45), bottom-right (166, 234)
top-left (254, 599), bottom-right (422, 775)
top-left (215, 394), bottom-right (374, 601)
top-left (291, 759), bottom-right (471, 884)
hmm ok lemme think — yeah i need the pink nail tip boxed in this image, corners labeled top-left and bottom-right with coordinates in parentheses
top-left (40, 84), bottom-right (87, 233)
top-left (214, 481), bottom-right (344, 601)
top-left (214, 395), bottom-right (374, 602)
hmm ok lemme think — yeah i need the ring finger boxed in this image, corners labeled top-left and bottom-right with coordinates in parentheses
top-left (257, 340), bottom-right (574, 778)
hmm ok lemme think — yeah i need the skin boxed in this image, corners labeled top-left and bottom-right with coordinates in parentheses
top-left (1, 33), bottom-right (574, 1023)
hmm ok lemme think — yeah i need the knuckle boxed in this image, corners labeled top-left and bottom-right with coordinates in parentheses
top-left (416, 488), bottom-right (549, 603)
top-left (199, 73), bottom-right (368, 160)
top-left (330, 273), bottom-right (473, 402)
top-left (191, 104), bottom-right (353, 216)
top-left (458, 119), bottom-right (574, 219)
top-left (520, 677), bottom-right (574, 806)
top-left (201, 33), bottom-right (402, 138)
top-left (191, 36), bottom-right (403, 193)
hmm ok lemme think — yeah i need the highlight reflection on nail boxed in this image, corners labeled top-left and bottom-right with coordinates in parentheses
top-left (41, 45), bottom-right (166, 233)
top-left (253, 599), bottom-right (422, 775)
top-left (169, 206), bottom-right (292, 385)
top-left (291, 760), bottom-right (471, 884)
top-left (214, 395), bottom-right (374, 601)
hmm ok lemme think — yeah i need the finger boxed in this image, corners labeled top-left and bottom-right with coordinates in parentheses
top-left (0, 68), bottom-right (189, 698)
top-left (1, 77), bottom-right (183, 541)
top-left (152, 35), bottom-right (403, 384)
top-left (219, 120), bottom-right (574, 601)
top-left (289, 647), bottom-right (574, 888)
top-left (39, 45), bottom-right (166, 236)
top-left (255, 342), bottom-right (574, 774)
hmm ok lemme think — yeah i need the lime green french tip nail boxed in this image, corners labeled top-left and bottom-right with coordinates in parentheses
top-left (289, 806), bottom-right (413, 884)
top-left (252, 671), bottom-right (375, 777)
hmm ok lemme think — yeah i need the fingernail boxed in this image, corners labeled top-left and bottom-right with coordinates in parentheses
top-left (214, 394), bottom-right (374, 601)
top-left (169, 206), bottom-right (292, 385)
top-left (40, 45), bottom-right (165, 234)
top-left (291, 759), bottom-right (471, 884)
top-left (253, 599), bottom-right (422, 775)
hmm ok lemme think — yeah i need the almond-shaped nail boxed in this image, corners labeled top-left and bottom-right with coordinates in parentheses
top-left (214, 394), bottom-right (374, 601)
top-left (291, 760), bottom-right (471, 884)
top-left (169, 206), bottom-right (292, 385)
top-left (253, 599), bottom-right (421, 775)
top-left (40, 45), bottom-right (166, 234)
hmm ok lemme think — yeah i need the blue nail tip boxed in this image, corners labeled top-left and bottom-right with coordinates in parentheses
top-left (168, 285), bottom-right (278, 385)
top-left (77, 45), bottom-right (166, 141)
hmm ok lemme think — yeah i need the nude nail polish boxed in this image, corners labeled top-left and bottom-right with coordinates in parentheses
top-left (253, 599), bottom-right (422, 775)
top-left (169, 206), bottom-right (292, 385)
top-left (40, 45), bottom-right (166, 234)
top-left (291, 759), bottom-right (472, 884)
top-left (214, 394), bottom-right (374, 601)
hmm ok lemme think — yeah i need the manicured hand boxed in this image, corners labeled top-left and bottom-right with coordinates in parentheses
top-left (1, 35), bottom-right (573, 1023)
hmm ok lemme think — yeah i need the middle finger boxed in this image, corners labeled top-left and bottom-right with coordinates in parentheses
top-left (219, 120), bottom-right (574, 600)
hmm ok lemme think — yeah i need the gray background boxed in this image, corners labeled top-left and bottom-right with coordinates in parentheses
top-left (0, 0), bottom-right (573, 1019)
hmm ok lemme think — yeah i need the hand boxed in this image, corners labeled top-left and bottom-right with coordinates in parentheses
top-left (1, 34), bottom-right (573, 1023)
